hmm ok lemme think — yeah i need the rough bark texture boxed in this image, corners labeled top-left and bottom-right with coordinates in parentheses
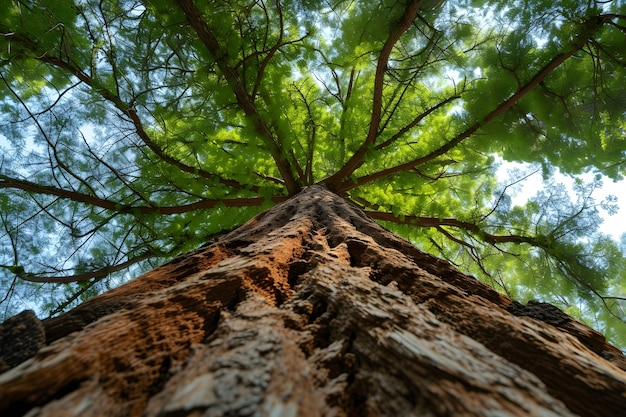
top-left (1, 185), bottom-right (625, 416)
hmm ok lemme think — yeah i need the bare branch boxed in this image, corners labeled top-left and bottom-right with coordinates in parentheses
top-left (481, 168), bottom-right (540, 221)
top-left (292, 82), bottom-right (318, 184)
top-left (0, 72), bottom-right (101, 197)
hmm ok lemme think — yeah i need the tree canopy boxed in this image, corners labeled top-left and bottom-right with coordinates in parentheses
top-left (0, 0), bottom-right (625, 347)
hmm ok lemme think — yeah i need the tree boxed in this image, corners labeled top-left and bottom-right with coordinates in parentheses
top-left (1, 185), bottom-right (625, 416)
top-left (0, 0), bottom-right (625, 374)
top-left (0, 0), bottom-right (626, 414)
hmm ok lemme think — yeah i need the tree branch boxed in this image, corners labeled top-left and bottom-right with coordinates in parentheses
top-left (365, 210), bottom-right (538, 246)
top-left (338, 15), bottom-right (614, 193)
top-left (175, 0), bottom-right (301, 195)
top-left (325, 0), bottom-right (423, 191)
top-left (0, 71), bottom-right (101, 198)
top-left (293, 82), bottom-right (318, 184)
top-left (16, 252), bottom-right (154, 284)
top-left (0, 14), bottom-right (245, 191)
top-left (35, 54), bottom-right (254, 192)
top-left (251, 0), bottom-right (284, 100)
top-left (374, 95), bottom-right (461, 150)
top-left (0, 175), bottom-right (287, 215)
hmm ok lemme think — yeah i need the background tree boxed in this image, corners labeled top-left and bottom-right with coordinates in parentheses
top-left (0, 0), bottom-right (625, 348)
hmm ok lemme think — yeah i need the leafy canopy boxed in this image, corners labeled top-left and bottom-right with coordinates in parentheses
top-left (1, 0), bottom-right (626, 347)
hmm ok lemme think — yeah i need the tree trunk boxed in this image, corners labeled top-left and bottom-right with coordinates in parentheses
top-left (1, 185), bottom-right (625, 416)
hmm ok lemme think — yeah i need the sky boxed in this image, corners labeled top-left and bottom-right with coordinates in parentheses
top-left (497, 159), bottom-right (625, 242)
top-left (589, 179), bottom-right (625, 240)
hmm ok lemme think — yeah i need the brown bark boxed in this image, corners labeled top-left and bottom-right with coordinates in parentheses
top-left (0, 185), bottom-right (625, 416)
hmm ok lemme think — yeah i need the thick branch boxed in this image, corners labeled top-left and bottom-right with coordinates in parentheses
top-left (365, 210), bottom-right (537, 246)
top-left (17, 252), bottom-right (153, 284)
top-left (175, 0), bottom-right (301, 195)
top-left (325, 0), bottom-right (423, 191)
top-left (338, 15), bottom-right (613, 193)
top-left (0, 175), bottom-right (287, 215)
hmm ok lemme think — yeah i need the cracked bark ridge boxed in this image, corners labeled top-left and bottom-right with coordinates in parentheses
top-left (507, 300), bottom-right (571, 325)
top-left (0, 185), bottom-right (625, 416)
top-left (0, 310), bottom-right (45, 373)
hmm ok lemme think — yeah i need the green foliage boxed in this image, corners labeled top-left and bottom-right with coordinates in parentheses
top-left (0, 0), bottom-right (625, 349)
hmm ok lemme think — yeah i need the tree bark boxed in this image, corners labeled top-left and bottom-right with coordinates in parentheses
top-left (1, 185), bottom-right (625, 416)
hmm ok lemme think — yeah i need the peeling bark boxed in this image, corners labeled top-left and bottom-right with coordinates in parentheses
top-left (0, 185), bottom-right (625, 416)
